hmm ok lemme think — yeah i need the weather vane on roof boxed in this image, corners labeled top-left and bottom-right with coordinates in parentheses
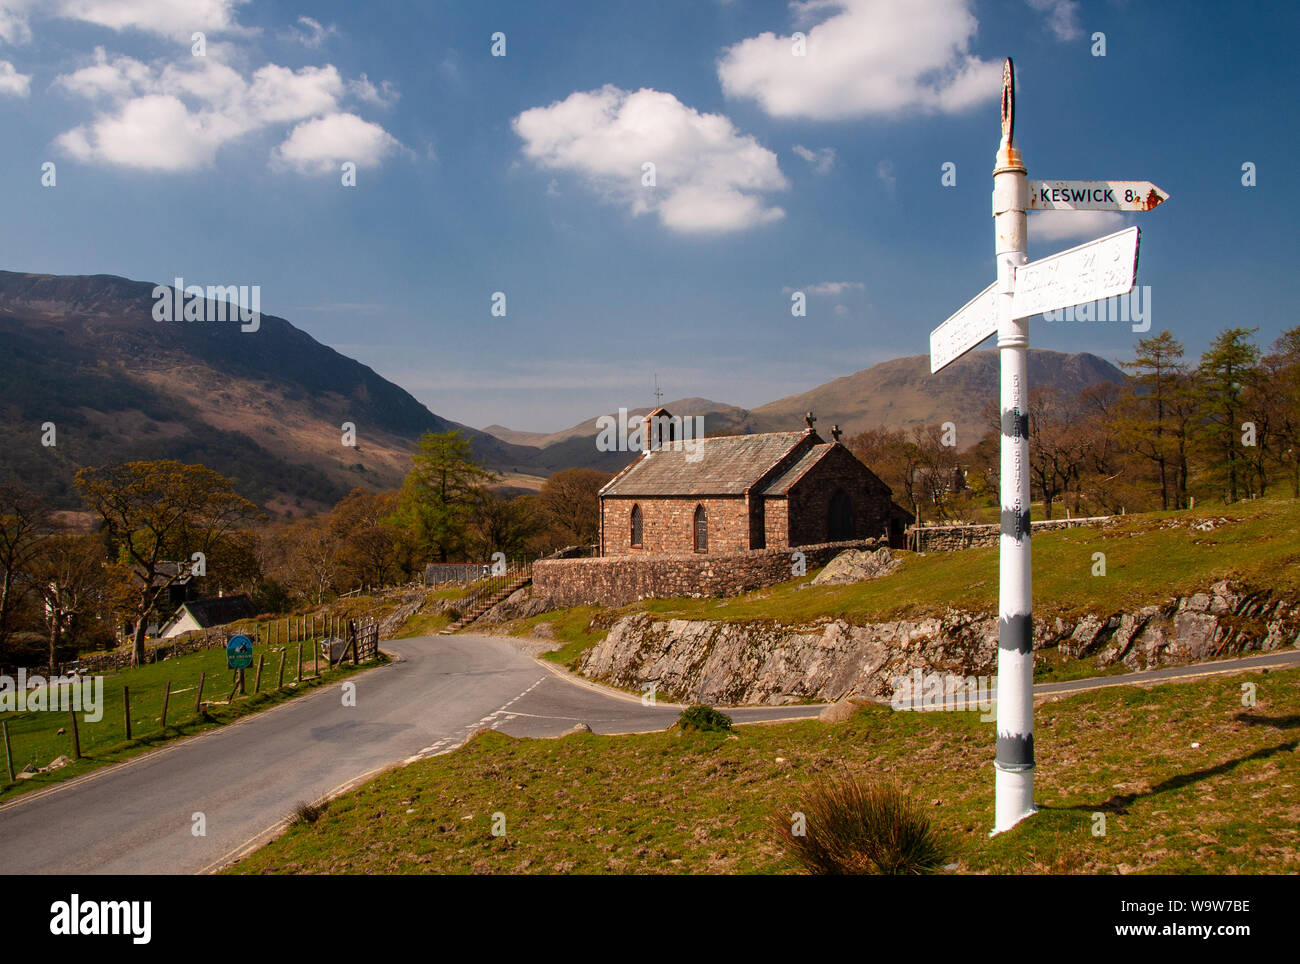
top-left (653, 374), bottom-right (663, 405)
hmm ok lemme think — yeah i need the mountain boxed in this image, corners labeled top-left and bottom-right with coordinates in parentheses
top-left (0, 271), bottom-right (541, 511)
top-left (497, 350), bottom-right (1127, 465)
top-left (0, 269), bottom-right (1128, 513)
top-left (739, 350), bottom-right (1127, 444)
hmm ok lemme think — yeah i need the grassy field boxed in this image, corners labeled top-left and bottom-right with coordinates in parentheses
top-left (488, 497), bottom-right (1300, 675)
top-left (228, 662), bottom-right (1300, 875)
top-left (0, 639), bottom-right (378, 802)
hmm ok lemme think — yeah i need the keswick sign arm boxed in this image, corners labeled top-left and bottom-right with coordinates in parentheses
top-left (928, 58), bottom-right (1169, 834)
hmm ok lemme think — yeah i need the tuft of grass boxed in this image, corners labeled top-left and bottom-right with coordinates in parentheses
top-left (773, 774), bottom-right (950, 875)
top-left (677, 704), bottom-right (733, 733)
top-left (289, 800), bottom-right (325, 826)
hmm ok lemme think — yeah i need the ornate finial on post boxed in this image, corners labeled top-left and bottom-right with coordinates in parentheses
top-left (804, 411), bottom-right (816, 430)
top-left (1000, 58), bottom-right (1015, 141)
top-left (994, 57), bottom-right (1024, 174)
top-left (830, 424), bottom-right (843, 443)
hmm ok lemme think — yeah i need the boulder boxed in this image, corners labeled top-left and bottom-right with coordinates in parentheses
top-left (810, 548), bottom-right (899, 586)
top-left (819, 697), bottom-right (869, 723)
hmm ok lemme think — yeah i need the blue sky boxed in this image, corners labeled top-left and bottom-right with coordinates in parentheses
top-left (1, 0), bottom-right (1296, 432)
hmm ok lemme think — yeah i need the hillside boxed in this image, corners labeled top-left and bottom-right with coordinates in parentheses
top-left (0, 271), bottom-right (540, 511)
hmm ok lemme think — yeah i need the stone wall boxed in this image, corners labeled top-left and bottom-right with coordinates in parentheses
top-left (533, 539), bottom-right (883, 608)
top-left (909, 516), bottom-right (1111, 552)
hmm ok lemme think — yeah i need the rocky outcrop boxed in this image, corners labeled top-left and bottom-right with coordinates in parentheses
top-left (477, 587), bottom-right (556, 624)
top-left (576, 580), bottom-right (1300, 706)
top-left (809, 548), bottom-right (899, 586)
top-left (579, 610), bottom-right (1001, 706)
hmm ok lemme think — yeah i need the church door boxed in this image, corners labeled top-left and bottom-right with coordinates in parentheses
top-left (828, 489), bottom-right (855, 541)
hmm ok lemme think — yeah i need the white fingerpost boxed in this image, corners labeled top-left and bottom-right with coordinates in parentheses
top-left (928, 57), bottom-right (1163, 836)
top-left (991, 58), bottom-right (1035, 834)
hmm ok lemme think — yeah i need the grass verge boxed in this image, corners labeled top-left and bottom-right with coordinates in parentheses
top-left (227, 662), bottom-right (1300, 875)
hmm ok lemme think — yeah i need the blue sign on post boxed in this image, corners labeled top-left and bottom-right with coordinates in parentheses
top-left (226, 634), bottom-right (254, 670)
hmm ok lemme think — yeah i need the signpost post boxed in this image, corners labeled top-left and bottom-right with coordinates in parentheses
top-left (928, 58), bottom-right (1168, 834)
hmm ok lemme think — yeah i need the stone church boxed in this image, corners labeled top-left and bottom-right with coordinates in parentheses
top-left (598, 409), bottom-right (907, 556)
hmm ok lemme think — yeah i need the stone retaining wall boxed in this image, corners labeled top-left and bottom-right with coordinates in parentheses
top-left (532, 539), bottom-right (883, 608)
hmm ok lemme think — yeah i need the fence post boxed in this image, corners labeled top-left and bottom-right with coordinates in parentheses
top-left (194, 671), bottom-right (205, 715)
top-left (3, 720), bottom-right (15, 781)
top-left (253, 654), bottom-right (265, 694)
top-left (314, 632), bottom-right (319, 678)
top-left (277, 649), bottom-right (286, 689)
top-left (160, 681), bottom-right (171, 730)
top-left (123, 686), bottom-right (132, 740)
top-left (296, 643), bottom-right (302, 683)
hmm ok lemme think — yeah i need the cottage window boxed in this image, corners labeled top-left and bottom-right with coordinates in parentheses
top-left (630, 504), bottom-right (643, 547)
top-left (693, 504), bottom-right (708, 552)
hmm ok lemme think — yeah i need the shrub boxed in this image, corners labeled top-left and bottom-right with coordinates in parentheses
top-left (774, 774), bottom-right (949, 875)
top-left (677, 704), bottom-right (733, 732)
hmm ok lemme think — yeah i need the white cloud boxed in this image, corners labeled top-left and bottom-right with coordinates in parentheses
top-left (53, 0), bottom-right (249, 38)
top-left (348, 72), bottom-right (399, 109)
top-left (0, 2), bottom-right (34, 44)
top-left (1029, 209), bottom-right (1126, 242)
top-left (780, 281), bottom-right (863, 296)
top-left (272, 112), bottom-right (401, 173)
top-left (513, 84), bottom-right (787, 235)
top-left (0, 59), bottom-right (31, 96)
top-left (876, 158), bottom-right (896, 190)
top-left (792, 143), bottom-right (835, 174)
top-left (287, 15), bottom-right (336, 48)
top-left (717, 0), bottom-right (1002, 120)
top-left (54, 48), bottom-right (399, 174)
top-left (1026, 0), bottom-right (1082, 41)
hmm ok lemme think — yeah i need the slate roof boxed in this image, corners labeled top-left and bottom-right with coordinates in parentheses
top-left (758, 443), bottom-right (835, 496)
top-left (601, 431), bottom-right (813, 497)
top-left (180, 594), bottom-right (257, 628)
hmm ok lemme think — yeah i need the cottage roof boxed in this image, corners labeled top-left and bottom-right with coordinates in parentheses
top-left (601, 430), bottom-right (815, 497)
top-left (180, 594), bottom-right (257, 628)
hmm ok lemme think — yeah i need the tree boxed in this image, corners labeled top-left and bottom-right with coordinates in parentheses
top-left (537, 469), bottom-right (613, 548)
top-left (397, 431), bottom-right (496, 563)
top-left (470, 491), bottom-right (543, 560)
top-left (75, 460), bottom-right (262, 665)
top-left (1262, 326), bottom-right (1300, 497)
top-left (30, 534), bottom-right (109, 672)
top-left (1119, 331), bottom-right (1186, 509)
top-left (331, 489), bottom-right (401, 590)
top-left (279, 516), bottom-right (340, 604)
top-left (0, 484), bottom-right (51, 657)
top-left (1196, 328), bottom-right (1261, 503)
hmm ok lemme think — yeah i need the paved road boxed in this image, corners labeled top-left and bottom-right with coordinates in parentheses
top-left (0, 634), bottom-right (820, 875)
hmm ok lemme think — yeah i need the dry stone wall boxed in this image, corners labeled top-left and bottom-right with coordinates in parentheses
top-left (910, 516), bottom-right (1111, 552)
